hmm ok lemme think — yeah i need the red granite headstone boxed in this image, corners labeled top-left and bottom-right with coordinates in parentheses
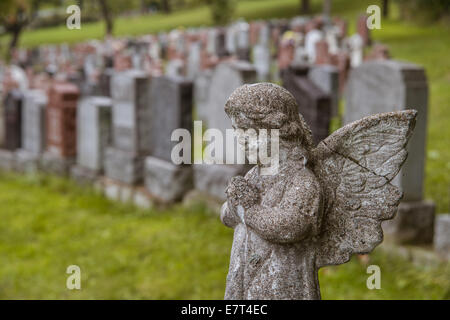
top-left (315, 40), bottom-right (330, 65)
top-left (357, 15), bottom-right (371, 46)
top-left (365, 43), bottom-right (390, 61)
top-left (46, 82), bottom-right (79, 157)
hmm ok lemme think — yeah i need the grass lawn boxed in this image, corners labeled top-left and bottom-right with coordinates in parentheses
top-left (0, 172), bottom-right (448, 299)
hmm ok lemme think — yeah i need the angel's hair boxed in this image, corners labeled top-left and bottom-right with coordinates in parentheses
top-left (224, 82), bottom-right (314, 151)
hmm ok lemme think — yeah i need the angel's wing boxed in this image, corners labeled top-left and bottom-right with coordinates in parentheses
top-left (313, 110), bottom-right (417, 268)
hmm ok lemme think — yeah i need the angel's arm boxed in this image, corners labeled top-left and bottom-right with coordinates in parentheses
top-left (220, 201), bottom-right (240, 229)
top-left (245, 170), bottom-right (321, 244)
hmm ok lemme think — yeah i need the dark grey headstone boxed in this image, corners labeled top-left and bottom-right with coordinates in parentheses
top-left (111, 70), bottom-right (151, 155)
top-left (149, 75), bottom-right (193, 162)
top-left (282, 66), bottom-right (332, 145)
top-left (3, 89), bottom-right (23, 150)
top-left (345, 60), bottom-right (428, 201)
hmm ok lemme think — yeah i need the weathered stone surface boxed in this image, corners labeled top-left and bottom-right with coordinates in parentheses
top-left (148, 75), bottom-right (192, 162)
top-left (40, 151), bottom-right (75, 175)
top-left (382, 201), bottom-right (435, 245)
top-left (282, 65), bottom-right (332, 144)
top-left (194, 70), bottom-right (213, 122)
top-left (15, 149), bottom-right (40, 173)
top-left (434, 214), bottom-right (450, 260)
top-left (77, 96), bottom-right (112, 172)
top-left (221, 83), bottom-right (417, 300)
top-left (144, 156), bottom-right (193, 203)
top-left (0, 149), bottom-right (16, 171)
top-left (22, 89), bottom-right (47, 155)
top-left (104, 147), bottom-right (144, 185)
top-left (308, 65), bottom-right (339, 117)
top-left (345, 60), bottom-right (428, 201)
top-left (205, 61), bottom-right (256, 136)
top-left (70, 165), bottom-right (98, 184)
top-left (110, 70), bottom-right (151, 155)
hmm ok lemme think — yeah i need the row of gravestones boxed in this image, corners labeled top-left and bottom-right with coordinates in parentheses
top-left (0, 57), bottom-right (448, 260)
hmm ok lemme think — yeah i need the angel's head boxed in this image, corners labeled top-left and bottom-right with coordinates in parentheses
top-left (224, 82), bottom-right (314, 151)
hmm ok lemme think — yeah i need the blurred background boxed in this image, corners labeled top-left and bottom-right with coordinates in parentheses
top-left (0, 0), bottom-right (449, 299)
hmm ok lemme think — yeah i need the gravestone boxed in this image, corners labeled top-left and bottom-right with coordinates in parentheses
top-left (186, 41), bottom-right (201, 80)
top-left (314, 40), bottom-right (329, 65)
top-left (252, 44), bottom-right (271, 82)
top-left (2, 89), bottom-right (23, 151)
top-left (236, 20), bottom-right (250, 61)
top-left (282, 65), bottom-right (332, 144)
top-left (16, 89), bottom-right (47, 172)
top-left (194, 61), bottom-right (256, 200)
top-left (434, 214), bottom-right (450, 260)
top-left (144, 75), bottom-right (193, 202)
top-left (221, 83), bottom-right (416, 299)
top-left (71, 96), bottom-right (112, 183)
top-left (357, 15), bottom-right (371, 46)
top-left (304, 29), bottom-right (323, 63)
top-left (98, 68), bottom-right (114, 97)
top-left (345, 60), bottom-right (434, 244)
top-left (205, 61), bottom-right (256, 135)
top-left (22, 90), bottom-right (47, 154)
top-left (104, 70), bottom-right (151, 184)
top-left (194, 70), bottom-right (213, 123)
top-left (308, 65), bottom-right (339, 117)
top-left (42, 82), bottom-right (80, 175)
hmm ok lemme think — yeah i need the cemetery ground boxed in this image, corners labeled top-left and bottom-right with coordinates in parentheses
top-left (0, 171), bottom-right (449, 299)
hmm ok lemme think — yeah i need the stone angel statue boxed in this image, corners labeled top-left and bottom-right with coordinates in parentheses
top-left (220, 83), bottom-right (417, 299)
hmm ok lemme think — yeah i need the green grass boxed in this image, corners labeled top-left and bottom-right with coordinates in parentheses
top-left (0, 171), bottom-right (448, 299)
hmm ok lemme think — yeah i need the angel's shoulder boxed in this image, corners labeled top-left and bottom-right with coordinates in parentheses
top-left (286, 167), bottom-right (321, 198)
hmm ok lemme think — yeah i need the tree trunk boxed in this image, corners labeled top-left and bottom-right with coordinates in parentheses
top-left (382, 0), bottom-right (389, 18)
top-left (300, 0), bottom-right (310, 14)
top-left (8, 26), bottom-right (22, 59)
top-left (323, 0), bottom-right (332, 18)
top-left (98, 0), bottom-right (114, 37)
top-left (161, 0), bottom-right (171, 14)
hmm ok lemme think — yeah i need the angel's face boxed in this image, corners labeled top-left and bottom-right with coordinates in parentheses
top-left (230, 113), bottom-right (278, 168)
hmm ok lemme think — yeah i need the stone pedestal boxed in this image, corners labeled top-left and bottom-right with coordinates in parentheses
top-left (382, 200), bottom-right (435, 245)
top-left (434, 214), bottom-right (450, 260)
top-left (0, 149), bottom-right (16, 171)
top-left (15, 149), bottom-right (40, 173)
top-left (40, 152), bottom-right (75, 175)
top-left (144, 156), bottom-right (193, 203)
top-left (194, 164), bottom-right (251, 201)
top-left (104, 147), bottom-right (145, 185)
top-left (70, 165), bottom-right (98, 184)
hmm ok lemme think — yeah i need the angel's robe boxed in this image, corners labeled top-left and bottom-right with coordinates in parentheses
top-left (221, 164), bottom-right (323, 300)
